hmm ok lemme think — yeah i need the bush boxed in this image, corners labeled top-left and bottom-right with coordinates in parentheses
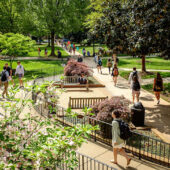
top-left (64, 59), bottom-right (93, 76)
top-left (91, 96), bottom-right (131, 138)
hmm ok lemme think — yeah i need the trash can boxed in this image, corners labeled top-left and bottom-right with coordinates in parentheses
top-left (131, 102), bottom-right (145, 126)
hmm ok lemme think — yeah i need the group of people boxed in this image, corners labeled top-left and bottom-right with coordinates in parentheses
top-left (0, 61), bottom-right (24, 98)
top-left (38, 48), bottom-right (62, 58)
top-left (106, 59), bottom-right (164, 104)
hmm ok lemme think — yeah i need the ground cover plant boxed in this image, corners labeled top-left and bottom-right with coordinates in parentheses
top-left (102, 57), bottom-right (170, 70)
top-left (142, 83), bottom-right (170, 102)
top-left (0, 81), bottom-right (97, 169)
top-left (64, 59), bottom-right (92, 76)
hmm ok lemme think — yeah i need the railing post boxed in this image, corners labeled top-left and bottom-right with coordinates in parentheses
top-left (94, 119), bottom-right (97, 142)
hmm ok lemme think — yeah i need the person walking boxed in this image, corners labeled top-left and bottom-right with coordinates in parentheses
top-left (128, 67), bottom-right (140, 88)
top-left (15, 61), bottom-right (24, 88)
top-left (97, 57), bottom-right (102, 74)
top-left (73, 44), bottom-right (76, 55)
top-left (45, 48), bottom-right (48, 57)
top-left (153, 72), bottom-right (163, 104)
top-left (111, 64), bottom-right (119, 86)
top-left (1, 67), bottom-right (9, 98)
top-left (111, 110), bottom-right (131, 165)
top-left (107, 59), bottom-right (113, 74)
top-left (82, 48), bottom-right (86, 57)
top-left (3, 63), bottom-right (15, 86)
top-left (132, 75), bottom-right (141, 104)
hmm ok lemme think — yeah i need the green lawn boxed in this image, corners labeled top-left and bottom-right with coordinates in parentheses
top-left (102, 57), bottom-right (170, 70)
top-left (142, 83), bottom-right (170, 102)
top-left (24, 44), bottom-right (68, 58)
top-left (0, 60), bottom-right (64, 83)
top-left (119, 71), bottom-right (170, 80)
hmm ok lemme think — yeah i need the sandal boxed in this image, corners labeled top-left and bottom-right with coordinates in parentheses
top-left (110, 160), bottom-right (118, 164)
top-left (127, 158), bottom-right (131, 166)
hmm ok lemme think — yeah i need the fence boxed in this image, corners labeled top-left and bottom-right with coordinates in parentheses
top-left (57, 152), bottom-right (116, 170)
top-left (34, 102), bottom-right (170, 168)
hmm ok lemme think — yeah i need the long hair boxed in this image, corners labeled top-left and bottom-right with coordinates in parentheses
top-left (156, 72), bottom-right (162, 80)
top-left (133, 76), bottom-right (138, 83)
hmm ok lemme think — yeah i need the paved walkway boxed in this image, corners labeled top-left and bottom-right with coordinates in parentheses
top-left (77, 141), bottom-right (167, 170)
top-left (64, 48), bottom-right (170, 142)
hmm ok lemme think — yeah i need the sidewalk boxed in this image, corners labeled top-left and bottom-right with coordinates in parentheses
top-left (77, 140), bottom-right (166, 170)
top-left (92, 67), bottom-right (170, 142)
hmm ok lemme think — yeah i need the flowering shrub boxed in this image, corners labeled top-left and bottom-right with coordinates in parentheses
top-left (64, 59), bottom-right (92, 76)
top-left (91, 96), bottom-right (131, 138)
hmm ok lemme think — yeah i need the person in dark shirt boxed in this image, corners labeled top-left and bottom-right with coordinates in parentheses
top-left (78, 74), bottom-right (87, 84)
top-left (57, 50), bottom-right (62, 58)
top-left (77, 55), bottom-right (83, 62)
top-left (3, 63), bottom-right (14, 86)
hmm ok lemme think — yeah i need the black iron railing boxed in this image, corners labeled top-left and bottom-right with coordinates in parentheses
top-left (34, 101), bottom-right (170, 168)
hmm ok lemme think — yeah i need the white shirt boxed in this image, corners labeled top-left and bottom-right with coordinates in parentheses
top-left (128, 71), bottom-right (141, 88)
top-left (15, 65), bottom-right (24, 75)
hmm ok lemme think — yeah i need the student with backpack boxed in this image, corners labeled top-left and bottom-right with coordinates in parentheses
top-left (1, 67), bottom-right (9, 98)
top-left (111, 110), bottom-right (131, 166)
top-left (128, 67), bottom-right (140, 88)
top-left (107, 59), bottom-right (112, 74)
top-left (97, 57), bottom-right (102, 74)
top-left (38, 47), bottom-right (41, 57)
top-left (132, 76), bottom-right (141, 103)
top-left (153, 72), bottom-right (163, 104)
top-left (111, 64), bottom-right (119, 86)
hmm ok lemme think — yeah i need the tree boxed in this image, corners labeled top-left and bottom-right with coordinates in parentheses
top-left (0, 33), bottom-right (35, 68)
top-left (0, 81), bottom-right (97, 169)
top-left (29, 0), bottom-right (89, 57)
top-left (86, 1), bottom-right (130, 63)
top-left (128, 0), bottom-right (170, 72)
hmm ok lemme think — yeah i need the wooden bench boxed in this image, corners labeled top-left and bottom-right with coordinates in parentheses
top-left (57, 76), bottom-right (89, 91)
top-left (68, 96), bottom-right (108, 109)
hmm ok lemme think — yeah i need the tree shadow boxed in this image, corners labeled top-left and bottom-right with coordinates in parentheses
top-left (140, 95), bottom-right (154, 101)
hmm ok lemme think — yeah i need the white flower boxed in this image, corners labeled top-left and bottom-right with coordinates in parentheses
top-left (68, 141), bottom-right (74, 146)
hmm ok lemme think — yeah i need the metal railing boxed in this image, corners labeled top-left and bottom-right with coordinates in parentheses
top-left (34, 101), bottom-right (170, 168)
top-left (57, 152), bottom-right (116, 170)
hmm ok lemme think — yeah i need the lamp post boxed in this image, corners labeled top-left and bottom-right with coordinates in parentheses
top-left (92, 31), bottom-right (95, 57)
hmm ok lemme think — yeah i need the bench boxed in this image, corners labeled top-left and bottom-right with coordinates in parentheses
top-left (57, 76), bottom-right (89, 91)
top-left (68, 96), bottom-right (108, 109)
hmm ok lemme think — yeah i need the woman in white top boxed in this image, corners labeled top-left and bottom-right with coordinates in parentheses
top-left (15, 61), bottom-right (24, 87)
top-left (111, 110), bottom-right (131, 165)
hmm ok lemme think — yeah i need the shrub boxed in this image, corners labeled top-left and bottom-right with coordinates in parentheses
top-left (91, 96), bottom-right (131, 138)
top-left (64, 59), bottom-right (93, 76)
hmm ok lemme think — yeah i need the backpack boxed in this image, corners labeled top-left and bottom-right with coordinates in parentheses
top-left (116, 120), bottom-right (132, 140)
top-left (132, 81), bottom-right (140, 91)
top-left (113, 68), bottom-right (119, 76)
top-left (98, 60), bottom-right (102, 66)
top-left (132, 71), bottom-right (138, 80)
top-left (107, 62), bottom-right (112, 67)
top-left (1, 71), bottom-right (7, 82)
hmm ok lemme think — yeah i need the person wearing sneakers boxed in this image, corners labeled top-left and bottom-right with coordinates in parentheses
top-left (1, 67), bottom-right (9, 98)
top-left (111, 110), bottom-right (131, 166)
top-left (153, 72), bottom-right (163, 104)
top-left (15, 61), bottom-right (24, 88)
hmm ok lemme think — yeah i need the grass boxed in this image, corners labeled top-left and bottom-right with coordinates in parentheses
top-left (23, 44), bottom-right (68, 58)
top-left (142, 83), bottom-right (170, 102)
top-left (0, 60), bottom-right (65, 83)
top-left (119, 71), bottom-right (170, 80)
top-left (102, 57), bottom-right (170, 70)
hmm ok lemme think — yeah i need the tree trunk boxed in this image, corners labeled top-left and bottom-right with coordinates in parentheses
top-left (142, 55), bottom-right (146, 72)
top-left (113, 53), bottom-right (117, 65)
top-left (48, 36), bottom-right (51, 47)
top-left (50, 31), bottom-right (56, 57)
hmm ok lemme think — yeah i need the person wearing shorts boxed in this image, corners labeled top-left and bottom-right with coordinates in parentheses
top-left (111, 64), bottom-right (119, 86)
top-left (15, 61), bottom-right (24, 88)
top-left (3, 63), bottom-right (15, 86)
top-left (132, 75), bottom-right (141, 103)
top-left (111, 110), bottom-right (131, 165)
top-left (1, 67), bottom-right (9, 98)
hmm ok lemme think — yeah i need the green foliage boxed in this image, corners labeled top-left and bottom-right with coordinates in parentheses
top-left (0, 81), bottom-right (97, 169)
